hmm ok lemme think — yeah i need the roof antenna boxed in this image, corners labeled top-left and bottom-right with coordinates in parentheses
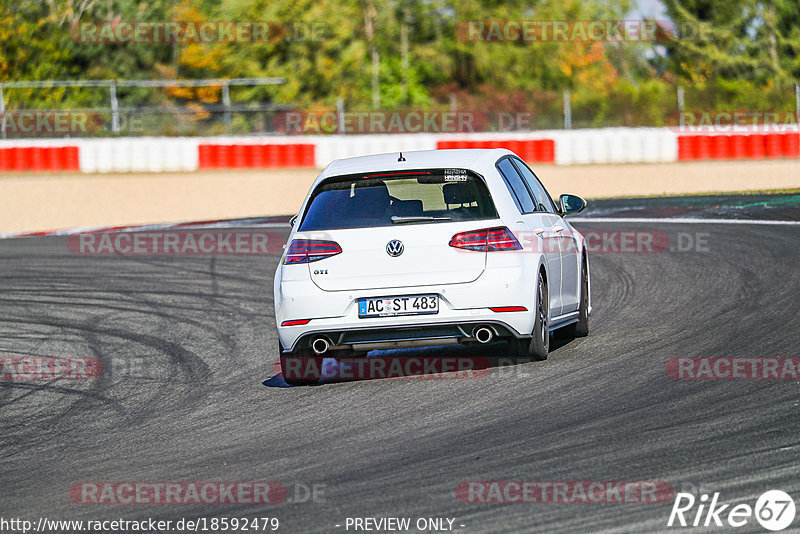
top-left (398, 152), bottom-right (406, 162)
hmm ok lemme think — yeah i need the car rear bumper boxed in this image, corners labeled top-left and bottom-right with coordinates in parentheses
top-left (277, 287), bottom-right (537, 352)
top-left (275, 258), bottom-right (540, 352)
top-left (280, 318), bottom-right (531, 354)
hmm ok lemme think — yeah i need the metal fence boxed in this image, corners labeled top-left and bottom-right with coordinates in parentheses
top-left (0, 78), bottom-right (286, 138)
top-left (1, 78), bottom-right (798, 138)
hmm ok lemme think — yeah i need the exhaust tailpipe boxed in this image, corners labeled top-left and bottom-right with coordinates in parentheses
top-left (474, 326), bottom-right (494, 344)
top-left (311, 337), bottom-right (330, 355)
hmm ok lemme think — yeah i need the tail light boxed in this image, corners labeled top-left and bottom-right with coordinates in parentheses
top-left (284, 239), bottom-right (342, 264)
top-left (449, 227), bottom-right (521, 252)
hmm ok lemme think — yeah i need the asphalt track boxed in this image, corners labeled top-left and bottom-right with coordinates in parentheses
top-left (2, 200), bottom-right (800, 533)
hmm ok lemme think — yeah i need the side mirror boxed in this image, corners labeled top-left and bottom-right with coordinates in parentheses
top-left (289, 214), bottom-right (298, 227)
top-left (559, 194), bottom-right (586, 216)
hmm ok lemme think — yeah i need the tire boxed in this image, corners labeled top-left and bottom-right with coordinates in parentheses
top-left (560, 257), bottom-right (589, 339)
top-left (279, 343), bottom-right (322, 386)
top-left (508, 271), bottom-right (549, 362)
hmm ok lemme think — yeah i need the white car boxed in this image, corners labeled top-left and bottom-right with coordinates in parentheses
top-left (274, 148), bottom-right (590, 384)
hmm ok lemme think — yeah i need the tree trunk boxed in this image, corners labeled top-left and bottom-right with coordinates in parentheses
top-left (363, 0), bottom-right (380, 109)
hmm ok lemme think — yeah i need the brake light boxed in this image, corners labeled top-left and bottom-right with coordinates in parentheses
top-left (284, 239), bottom-right (342, 264)
top-left (490, 306), bottom-right (528, 312)
top-left (281, 319), bottom-right (311, 326)
top-left (365, 171), bottom-right (430, 177)
top-left (449, 227), bottom-right (521, 252)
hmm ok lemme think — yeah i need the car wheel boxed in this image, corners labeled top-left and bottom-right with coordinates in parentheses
top-left (508, 271), bottom-right (549, 362)
top-left (560, 257), bottom-right (589, 339)
top-left (279, 343), bottom-right (322, 386)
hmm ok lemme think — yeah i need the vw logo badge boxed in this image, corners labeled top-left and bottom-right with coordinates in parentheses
top-left (386, 239), bottom-right (404, 257)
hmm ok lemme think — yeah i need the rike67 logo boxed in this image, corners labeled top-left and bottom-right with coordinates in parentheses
top-left (668, 490), bottom-right (796, 531)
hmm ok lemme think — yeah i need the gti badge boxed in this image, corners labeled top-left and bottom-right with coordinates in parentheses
top-left (386, 239), bottom-right (404, 257)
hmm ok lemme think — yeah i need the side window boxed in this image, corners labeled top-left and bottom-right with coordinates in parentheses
top-left (496, 158), bottom-right (536, 214)
top-left (511, 157), bottom-right (557, 213)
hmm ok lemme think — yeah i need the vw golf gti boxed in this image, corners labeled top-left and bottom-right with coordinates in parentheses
top-left (274, 148), bottom-right (590, 384)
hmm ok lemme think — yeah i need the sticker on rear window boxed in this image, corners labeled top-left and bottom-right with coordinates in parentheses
top-left (444, 169), bottom-right (468, 181)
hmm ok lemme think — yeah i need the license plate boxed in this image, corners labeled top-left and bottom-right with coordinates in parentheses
top-left (358, 295), bottom-right (439, 318)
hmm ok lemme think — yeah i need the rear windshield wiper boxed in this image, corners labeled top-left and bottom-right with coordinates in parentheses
top-left (391, 215), bottom-right (452, 224)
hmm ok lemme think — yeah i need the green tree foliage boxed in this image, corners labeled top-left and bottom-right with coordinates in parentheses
top-left (660, 0), bottom-right (800, 111)
top-left (1, 0), bottom-right (798, 128)
top-left (661, 0), bottom-right (800, 84)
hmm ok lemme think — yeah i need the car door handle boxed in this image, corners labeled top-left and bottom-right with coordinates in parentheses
top-left (533, 227), bottom-right (546, 236)
top-left (553, 225), bottom-right (566, 233)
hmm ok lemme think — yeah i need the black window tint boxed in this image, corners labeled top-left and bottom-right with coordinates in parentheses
top-left (299, 170), bottom-right (497, 231)
top-left (511, 157), bottom-right (557, 213)
top-left (497, 158), bottom-right (535, 214)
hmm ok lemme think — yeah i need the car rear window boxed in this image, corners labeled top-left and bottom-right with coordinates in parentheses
top-left (299, 169), bottom-right (498, 231)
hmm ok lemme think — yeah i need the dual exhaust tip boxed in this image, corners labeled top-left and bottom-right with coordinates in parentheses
top-left (311, 326), bottom-right (494, 354)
